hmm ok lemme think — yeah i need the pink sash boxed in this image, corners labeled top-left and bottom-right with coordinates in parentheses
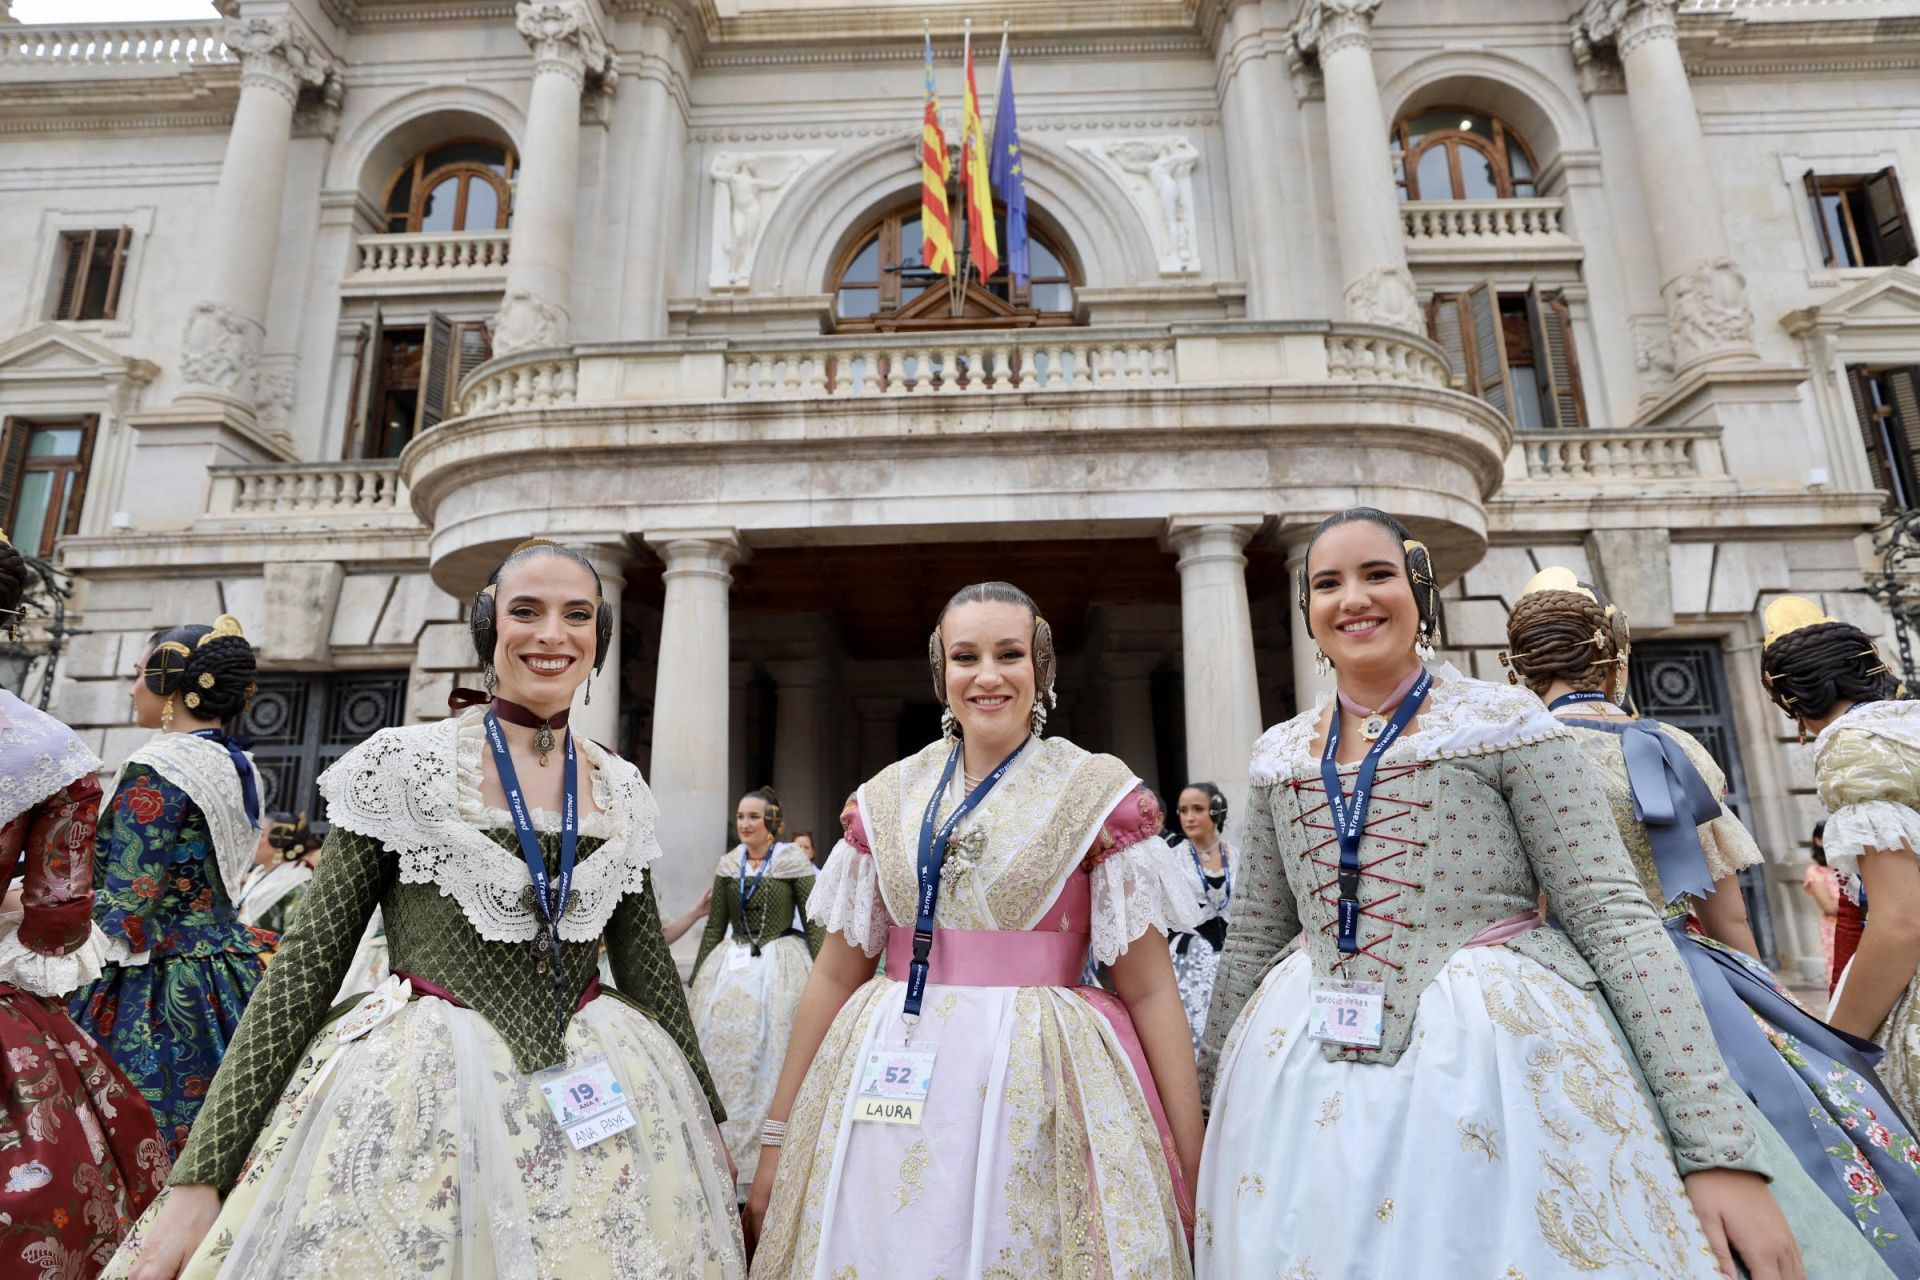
top-left (1464, 908), bottom-right (1546, 949)
top-left (882, 924), bottom-right (1196, 1233)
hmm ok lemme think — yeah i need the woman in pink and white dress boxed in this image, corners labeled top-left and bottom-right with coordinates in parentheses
top-left (744, 581), bottom-right (1203, 1280)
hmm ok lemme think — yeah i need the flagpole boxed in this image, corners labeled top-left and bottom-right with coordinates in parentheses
top-left (990, 22), bottom-right (1009, 138)
top-left (952, 19), bottom-right (972, 312)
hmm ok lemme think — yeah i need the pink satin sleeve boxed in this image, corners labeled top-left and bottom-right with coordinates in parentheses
top-left (1082, 785), bottom-right (1163, 871)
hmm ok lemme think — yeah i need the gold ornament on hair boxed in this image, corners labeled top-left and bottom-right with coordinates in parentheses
top-left (199, 614), bottom-right (245, 646)
top-left (1761, 596), bottom-right (1836, 650)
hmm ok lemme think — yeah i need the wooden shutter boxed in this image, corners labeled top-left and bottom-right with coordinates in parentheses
top-left (1887, 367), bottom-right (1920, 507)
top-left (1527, 285), bottom-right (1585, 430)
top-left (415, 311), bottom-right (454, 435)
top-left (349, 309), bottom-right (382, 458)
top-left (1465, 281), bottom-right (1512, 422)
top-left (53, 232), bottom-right (88, 321)
top-left (1427, 294), bottom-right (1473, 392)
top-left (100, 227), bottom-right (130, 320)
top-left (1849, 365), bottom-right (1898, 503)
top-left (58, 415), bottom-right (99, 540)
top-left (0, 419), bottom-right (27, 530)
top-left (1865, 168), bottom-right (1916, 267)
top-left (453, 322), bottom-right (492, 404)
top-left (1805, 170), bottom-right (1836, 267)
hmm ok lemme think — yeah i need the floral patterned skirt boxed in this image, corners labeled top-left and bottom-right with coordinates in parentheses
top-left (69, 948), bottom-right (266, 1161)
top-left (102, 992), bottom-right (744, 1280)
top-left (689, 932), bottom-right (811, 1193)
top-left (0, 986), bottom-right (169, 1280)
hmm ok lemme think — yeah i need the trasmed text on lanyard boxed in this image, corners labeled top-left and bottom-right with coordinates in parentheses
top-left (1321, 669), bottom-right (1431, 955)
top-left (484, 711), bottom-right (578, 1032)
top-left (1548, 691), bottom-right (1613, 712)
top-left (903, 737), bottom-right (1028, 1030)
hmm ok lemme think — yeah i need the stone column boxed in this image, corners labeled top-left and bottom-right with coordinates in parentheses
top-left (1106, 651), bottom-right (1162, 797)
top-left (178, 17), bottom-right (337, 413)
top-left (570, 542), bottom-right (628, 752)
top-left (729, 660), bottom-right (753, 804)
top-left (1215, 1), bottom-right (1291, 319)
top-left (1284, 529), bottom-right (1335, 711)
top-left (494, 1), bottom-right (616, 355)
top-left (857, 696), bottom-right (902, 781)
top-left (616, 17), bottom-right (687, 339)
top-left (768, 659), bottom-right (828, 839)
top-left (644, 530), bottom-right (745, 916)
top-left (1167, 517), bottom-right (1266, 827)
top-left (1575, 0), bottom-right (1756, 372)
top-left (1288, 0), bottom-right (1419, 333)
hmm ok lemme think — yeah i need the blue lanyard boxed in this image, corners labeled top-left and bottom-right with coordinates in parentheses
top-left (904, 738), bottom-right (1026, 1020)
top-left (1321, 670), bottom-right (1431, 954)
top-left (483, 713), bottom-right (577, 1021)
top-left (1549, 691), bottom-right (1611, 711)
top-left (1188, 842), bottom-right (1231, 911)
top-left (738, 847), bottom-right (773, 908)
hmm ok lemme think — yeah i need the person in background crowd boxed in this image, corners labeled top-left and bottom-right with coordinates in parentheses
top-left (1165, 781), bottom-right (1231, 1046)
top-left (690, 786), bottom-right (822, 1195)
top-left (1198, 508), bottom-right (1799, 1280)
top-left (747, 580), bottom-right (1201, 1278)
top-left (1802, 820), bottom-right (1844, 983)
top-left (791, 830), bottom-right (822, 867)
top-left (233, 813), bottom-right (320, 938)
top-left (0, 529), bottom-right (168, 1278)
top-left (664, 883), bottom-right (714, 945)
top-left (71, 616), bottom-right (271, 1161)
top-left (1505, 567), bottom-right (1912, 1271)
top-left (106, 539), bottom-right (742, 1280)
top-left (1760, 597), bottom-right (1920, 1124)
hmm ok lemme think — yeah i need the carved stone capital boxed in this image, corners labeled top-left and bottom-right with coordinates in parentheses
top-left (491, 289), bottom-right (570, 356)
top-left (1574, 0), bottom-right (1677, 64)
top-left (1344, 264), bottom-right (1422, 335)
top-left (1287, 0), bottom-right (1382, 67)
top-left (1661, 256), bottom-right (1756, 369)
top-left (224, 16), bottom-right (338, 107)
top-left (180, 300), bottom-right (264, 404)
top-left (515, 1), bottom-right (615, 90)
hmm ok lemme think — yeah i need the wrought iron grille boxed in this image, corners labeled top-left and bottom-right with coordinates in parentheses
top-left (242, 671), bottom-right (407, 827)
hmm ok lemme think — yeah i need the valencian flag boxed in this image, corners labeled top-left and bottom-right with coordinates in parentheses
top-left (988, 29), bottom-right (1029, 286)
top-left (920, 27), bottom-right (954, 276)
top-left (960, 24), bottom-right (999, 280)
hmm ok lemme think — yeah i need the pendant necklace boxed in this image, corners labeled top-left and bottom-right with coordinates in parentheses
top-left (1336, 668), bottom-right (1425, 743)
top-left (488, 698), bottom-right (570, 766)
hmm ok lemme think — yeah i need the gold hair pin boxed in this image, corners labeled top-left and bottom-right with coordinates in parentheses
top-left (1761, 596), bottom-right (1836, 649)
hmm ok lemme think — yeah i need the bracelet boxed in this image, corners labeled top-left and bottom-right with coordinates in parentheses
top-left (759, 1118), bottom-right (788, 1148)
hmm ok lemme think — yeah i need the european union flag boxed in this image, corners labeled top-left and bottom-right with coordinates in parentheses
top-left (988, 47), bottom-right (1029, 286)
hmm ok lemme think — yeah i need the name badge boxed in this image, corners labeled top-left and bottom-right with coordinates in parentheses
top-left (728, 943), bottom-right (752, 973)
top-left (1309, 978), bottom-right (1385, 1049)
top-left (536, 1056), bottom-right (636, 1150)
top-left (854, 1042), bottom-right (937, 1126)
top-left (336, 975), bottom-right (412, 1044)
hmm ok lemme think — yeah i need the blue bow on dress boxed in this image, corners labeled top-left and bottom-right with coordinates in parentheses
top-left (190, 727), bottom-right (261, 828)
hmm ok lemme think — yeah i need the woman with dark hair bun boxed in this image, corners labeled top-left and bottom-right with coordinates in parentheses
top-left (1167, 781), bottom-right (1232, 1046)
top-left (0, 530), bottom-right (168, 1278)
top-left (1508, 569), bottom-right (1916, 1273)
top-left (690, 785), bottom-right (822, 1194)
top-left (106, 539), bottom-right (741, 1280)
top-left (70, 615), bottom-right (270, 1161)
top-left (1761, 597), bottom-right (1920, 1124)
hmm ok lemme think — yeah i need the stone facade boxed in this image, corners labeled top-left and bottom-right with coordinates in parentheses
top-left (1, 0), bottom-right (1916, 973)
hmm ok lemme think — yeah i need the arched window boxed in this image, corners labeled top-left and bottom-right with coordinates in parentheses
top-left (1391, 109), bottom-right (1537, 202)
top-left (830, 201), bottom-right (1078, 331)
top-left (383, 139), bottom-right (517, 234)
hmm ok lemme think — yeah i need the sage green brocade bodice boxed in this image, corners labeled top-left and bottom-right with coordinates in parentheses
top-left (169, 825), bottom-right (722, 1193)
top-left (693, 871), bottom-right (823, 975)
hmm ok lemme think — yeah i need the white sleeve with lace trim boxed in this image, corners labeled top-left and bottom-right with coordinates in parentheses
top-left (807, 840), bottom-right (892, 957)
top-left (1088, 835), bottom-right (1207, 966)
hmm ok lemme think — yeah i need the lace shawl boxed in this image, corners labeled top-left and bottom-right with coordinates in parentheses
top-left (714, 843), bottom-right (816, 880)
top-left (117, 731), bottom-right (259, 905)
top-left (0, 689), bottom-right (100, 828)
top-left (318, 710), bottom-right (663, 943)
top-left (1250, 665), bottom-right (1567, 785)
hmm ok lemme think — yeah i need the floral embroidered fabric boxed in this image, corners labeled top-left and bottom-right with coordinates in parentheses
top-left (114, 733), bottom-right (259, 907)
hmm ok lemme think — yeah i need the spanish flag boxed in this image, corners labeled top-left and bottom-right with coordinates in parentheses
top-left (920, 29), bottom-right (954, 276)
top-left (961, 25), bottom-right (999, 281)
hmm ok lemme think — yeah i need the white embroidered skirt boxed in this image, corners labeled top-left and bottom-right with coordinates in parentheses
top-left (689, 931), bottom-right (812, 1191)
top-left (1197, 947), bottom-right (1724, 1280)
top-left (750, 973), bottom-right (1190, 1280)
top-left (105, 994), bottom-right (745, 1280)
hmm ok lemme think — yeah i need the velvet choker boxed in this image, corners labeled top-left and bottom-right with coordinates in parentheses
top-left (487, 697), bottom-right (569, 731)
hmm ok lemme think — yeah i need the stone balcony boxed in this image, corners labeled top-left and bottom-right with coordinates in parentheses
top-left (1400, 198), bottom-right (1580, 265)
top-left (205, 460), bottom-right (415, 524)
top-left (341, 231), bottom-right (511, 298)
top-left (0, 22), bottom-right (231, 69)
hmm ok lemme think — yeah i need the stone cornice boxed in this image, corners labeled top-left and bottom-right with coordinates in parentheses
top-left (697, 33), bottom-right (1204, 70)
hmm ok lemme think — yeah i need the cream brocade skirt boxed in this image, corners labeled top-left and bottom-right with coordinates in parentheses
top-left (750, 972), bottom-right (1190, 1280)
top-left (1198, 947), bottom-right (1724, 1280)
top-left (689, 932), bottom-right (812, 1191)
top-left (105, 995), bottom-right (745, 1280)
top-left (1875, 977), bottom-right (1920, 1127)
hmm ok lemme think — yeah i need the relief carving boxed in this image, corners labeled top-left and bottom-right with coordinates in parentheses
top-left (1344, 264), bottom-right (1423, 335)
top-left (180, 301), bottom-right (261, 402)
top-left (1663, 257), bottom-right (1755, 368)
top-left (708, 151), bottom-right (832, 292)
top-left (491, 289), bottom-right (568, 356)
top-left (1069, 137), bottom-right (1202, 277)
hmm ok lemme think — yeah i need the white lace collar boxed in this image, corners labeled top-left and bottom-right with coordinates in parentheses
top-left (453, 714), bottom-right (617, 839)
top-left (0, 689), bottom-right (99, 828)
top-left (716, 842), bottom-right (816, 880)
top-left (117, 731), bottom-right (259, 905)
top-left (318, 709), bottom-right (663, 944)
top-left (1249, 665), bottom-right (1567, 784)
top-left (1813, 700), bottom-right (1920, 772)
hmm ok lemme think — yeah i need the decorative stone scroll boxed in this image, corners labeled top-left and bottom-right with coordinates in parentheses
top-left (1068, 137), bottom-right (1202, 277)
top-left (707, 150), bottom-right (831, 292)
top-left (223, 15), bottom-right (338, 105)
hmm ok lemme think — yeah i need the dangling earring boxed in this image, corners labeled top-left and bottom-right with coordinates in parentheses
top-left (1415, 624), bottom-right (1437, 664)
top-left (161, 695), bottom-right (176, 731)
top-left (940, 707), bottom-right (960, 743)
top-left (584, 670), bottom-right (592, 706)
top-left (1313, 647), bottom-right (1331, 678)
top-left (1029, 700), bottom-right (1048, 737)
top-left (483, 662), bottom-right (497, 699)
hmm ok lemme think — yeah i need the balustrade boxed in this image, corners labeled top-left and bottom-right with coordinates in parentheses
top-left (1400, 198), bottom-right (1568, 246)
top-left (0, 22), bottom-right (231, 66)
top-left (351, 231), bottom-right (511, 278)
top-left (1512, 429), bottom-right (1725, 484)
top-left (209, 462), bottom-right (405, 517)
